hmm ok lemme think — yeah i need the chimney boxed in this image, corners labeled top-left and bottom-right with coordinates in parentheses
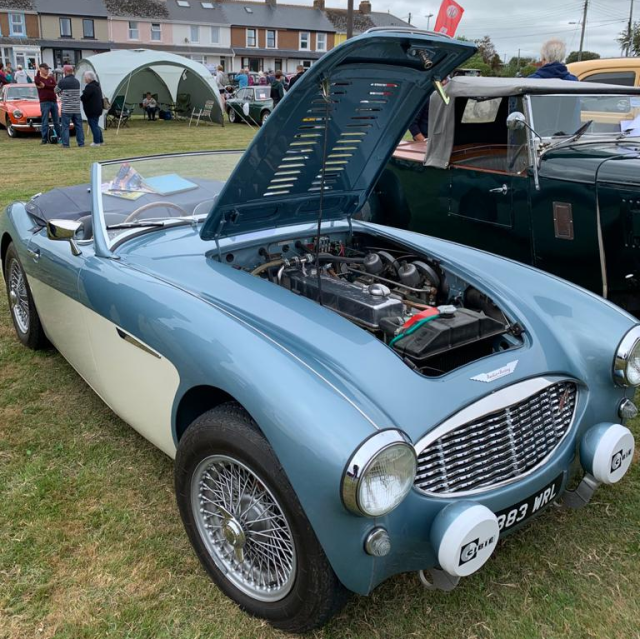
top-left (266, 0), bottom-right (277, 7)
top-left (313, 0), bottom-right (325, 9)
top-left (359, 1), bottom-right (371, 14)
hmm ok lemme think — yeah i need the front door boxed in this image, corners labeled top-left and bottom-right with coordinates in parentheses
top-left (448, 165), bottom-right (531, 263)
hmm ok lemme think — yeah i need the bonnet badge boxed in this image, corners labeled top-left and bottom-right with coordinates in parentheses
top-left (471, 361), bottom-right (519, 383)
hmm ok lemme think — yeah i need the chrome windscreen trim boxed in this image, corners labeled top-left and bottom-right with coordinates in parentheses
top-left (413, 376), bottom-right (580, 498)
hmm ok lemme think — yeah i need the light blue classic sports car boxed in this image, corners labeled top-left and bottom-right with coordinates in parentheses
top-left (1, 30), bottom-right (638, 633)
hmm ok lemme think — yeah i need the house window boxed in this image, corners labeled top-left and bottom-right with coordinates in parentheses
top-left (210, 26), bottom-right (220, 43)
top-left (59, 17), bottom-right (72, 38)
top-left (151, 23), bottom-right (162, 41)
top-left (190, 25), bottom-right (200, 43)
top-left (176, 0), bottom-right (190, 6)
top-left (9, 13), bottom-right (26, 37)
top-left (316, 32), bottom-right (327, 51)
top-left (274, 58), bottom-right (283, 71)
top-left (299, 31), bottom-right (310, 50)
top-left (201, 1), bottom-right (214, 6)
top-left (83, 19), bottom-right (95, 39)
top-left (128, 21), bottom-right (139, 40)
top-left (266, 29), bottom-right (276, 48)
top-left (191, 54), bottom-right (205, 64)
top-left (301, 59), bottom-right (312, 69)
top-left (246, 29), bottom-right (257, 47)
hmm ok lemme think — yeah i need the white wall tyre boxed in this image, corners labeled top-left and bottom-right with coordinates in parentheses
top-left (260, 110), bottom-right (270, 126)
top-left (228, 108), bottom-right (237, 123)
top-left (3, 243), bottom-right (49, 350)
top-left (175, 402), bottom-right (348, 633)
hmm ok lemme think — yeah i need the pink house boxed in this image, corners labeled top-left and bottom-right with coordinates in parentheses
top-left (109, 18), bottom-right (173, 46)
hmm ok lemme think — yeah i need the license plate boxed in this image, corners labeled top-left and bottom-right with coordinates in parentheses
top-left (495, 473), bottom-right (564, 534)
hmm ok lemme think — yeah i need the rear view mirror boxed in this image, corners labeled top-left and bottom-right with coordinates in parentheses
top-left (46, 219), bottom-right (82, 256)
top-left (506, 111), bottom-right (527, 131)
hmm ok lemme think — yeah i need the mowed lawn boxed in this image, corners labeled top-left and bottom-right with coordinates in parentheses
top-left (1, 119), bottom-right (640, 639)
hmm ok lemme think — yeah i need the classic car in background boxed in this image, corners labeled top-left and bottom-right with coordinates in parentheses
top-left (568, 57), bottom-right (640, 87)
top-left (225, 85), bottom-right (273, 125)
top-left (368, 77), bottom-right (640, 313)
top-left (2, 32), bottom-right (638, 633)
top-left (0, 83), bottom-right (57, 138)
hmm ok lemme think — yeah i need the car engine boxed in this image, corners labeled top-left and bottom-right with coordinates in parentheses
top-left (247, 234), bottom-right (521, 376)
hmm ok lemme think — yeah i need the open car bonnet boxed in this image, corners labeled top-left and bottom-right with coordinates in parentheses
top-left (200, 30), bottom-right (475, 241)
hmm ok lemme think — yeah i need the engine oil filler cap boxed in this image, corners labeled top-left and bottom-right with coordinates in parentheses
top-left (430, 501), bottom-right (499, 578)
top-left (368, 283), bottom-right (391, 297)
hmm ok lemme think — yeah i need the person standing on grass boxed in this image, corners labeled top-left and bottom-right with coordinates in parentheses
top-left (270, 70), bottom-right (286, 107)
top-left (14, 65), bottom-right (29, 84)
top-left (0, 62), bottom-right (9, 86)
top-left (81, 71), bottom-right (104, 147)
top-left (236, 68), bottom-right (248, 89)
top-left (4, 62), bottom-right (13, 83)
top-left (34, 63), bottom-right (60, 144)
top-left (55, 65), bottom-right (85, 148)
top-left (287, 65), bottom-right (305, 90)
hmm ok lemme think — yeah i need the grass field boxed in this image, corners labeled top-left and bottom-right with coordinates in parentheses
top-left (1, 119), bottom-right (640, 639)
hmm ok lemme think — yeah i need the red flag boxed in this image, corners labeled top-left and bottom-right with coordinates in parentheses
top-left (433, 0), bottom-right (464, 37)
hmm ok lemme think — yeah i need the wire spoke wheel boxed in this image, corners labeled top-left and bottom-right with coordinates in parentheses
top-left (191, 454), bottom-right (297, 602)
top-left (8, 259), bottom-right (30, 334)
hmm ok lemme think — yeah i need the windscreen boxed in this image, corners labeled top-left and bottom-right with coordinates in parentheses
top-left (529, 94), bottom-right (640, 137)
top-left (6, 86), bottom-right (38, 101)
top-left (97, 152), bottom-right (243, 243)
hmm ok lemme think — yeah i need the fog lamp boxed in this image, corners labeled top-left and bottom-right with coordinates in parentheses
top-left (619, 398), bottom-right (638, 421)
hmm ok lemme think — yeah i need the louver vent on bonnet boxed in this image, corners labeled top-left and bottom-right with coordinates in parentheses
top-left (199, 31), bottom-right (477, 240)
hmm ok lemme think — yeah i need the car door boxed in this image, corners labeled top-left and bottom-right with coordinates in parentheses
top-left (24, 228), bottom-right (100, 388)
top-left (447, 163), bottom-right (532, 263)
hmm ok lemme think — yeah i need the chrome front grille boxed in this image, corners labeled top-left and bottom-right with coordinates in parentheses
top-left (415, 380), bottom-right (577, 496)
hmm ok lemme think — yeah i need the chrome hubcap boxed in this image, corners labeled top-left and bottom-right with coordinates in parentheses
top-left (192, 455), bottom-right (296, 602)
top-left (8, 260), bottom-right (29, 334)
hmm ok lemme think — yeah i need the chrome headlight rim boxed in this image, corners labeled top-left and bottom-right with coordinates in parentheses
top-left (12, 109), bottom-right (23, 120)
top-left (614, 325), bottom-right (640, 387)
top-left (341, 429), bottom-right (417, 517)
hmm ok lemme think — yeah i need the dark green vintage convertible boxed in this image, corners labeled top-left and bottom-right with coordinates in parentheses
top-left (368, 77), bottom-right (640, 312)
top-left (225, 86), bottom-right (273, 126)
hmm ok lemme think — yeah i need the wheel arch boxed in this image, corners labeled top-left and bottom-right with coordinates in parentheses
top-left (174, 384), bottom-right (257, 443)
top-left (1, 232), bottom-right (13, 274)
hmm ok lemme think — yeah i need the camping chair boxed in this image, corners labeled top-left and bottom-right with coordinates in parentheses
top-left (105, 96), bottom-right (133, 129)
top-left (174, 93), bottom-right (192, 119)
top-left (189, 100), bottom-right (215, 127)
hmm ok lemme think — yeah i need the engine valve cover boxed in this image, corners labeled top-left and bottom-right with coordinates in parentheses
top-left (286, 270), bottom-right (403, 329)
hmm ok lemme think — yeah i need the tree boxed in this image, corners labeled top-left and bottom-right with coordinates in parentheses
top-left (475, 35), bottom-right (497, 65)
top-left (566, 50), bottom-right (600, 64)
top-left (618, 21), bottom-right (640, 56)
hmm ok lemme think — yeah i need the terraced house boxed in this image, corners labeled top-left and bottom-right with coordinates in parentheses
top-left (34, 0), bottom-right (111, 69)
top-left (0, 0), bottom-right (41, 73)
top-left (1, 0), bottom-right (409, 76)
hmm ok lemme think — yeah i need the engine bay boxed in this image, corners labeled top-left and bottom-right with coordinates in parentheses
top-left (231, 231), bottom-right (523, 377)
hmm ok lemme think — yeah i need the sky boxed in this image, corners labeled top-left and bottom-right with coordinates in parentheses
top-left (305, 0), bottom-right (635, 61)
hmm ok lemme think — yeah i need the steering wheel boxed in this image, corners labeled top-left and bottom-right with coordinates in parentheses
top-left (124, 201), bottom-right (190, 223)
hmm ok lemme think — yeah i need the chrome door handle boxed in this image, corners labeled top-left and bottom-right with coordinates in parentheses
top-left (489, 184), bottom-right (510, 195)
top-left (27, 248), bottom-right (40, 261)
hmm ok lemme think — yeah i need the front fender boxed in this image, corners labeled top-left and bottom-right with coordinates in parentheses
top-left (78, 256), bottom-right (386, 595)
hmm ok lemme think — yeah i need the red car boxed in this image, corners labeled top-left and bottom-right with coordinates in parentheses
top-left (0, 83), bottom-right (69, 138)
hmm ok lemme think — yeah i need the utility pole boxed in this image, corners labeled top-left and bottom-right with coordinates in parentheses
top-left (578, 0), bottom-right (589, 62)
top-left (346, 0), bottom-right (354, 39)
top-left (626, 0), bottom-right (635, 57)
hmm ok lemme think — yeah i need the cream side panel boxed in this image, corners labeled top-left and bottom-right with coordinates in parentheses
top-left (28, 276), bottom-right (101, 390)
top-left (28, 277), bottom-right (179, 458)
top-left (85, 308), bottom-right (179, 458)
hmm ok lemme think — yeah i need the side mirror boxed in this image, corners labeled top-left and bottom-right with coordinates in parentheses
top-left (506, 111), bottom-right (527, 131)
top-left (46, 219), bottom-right (82, 256)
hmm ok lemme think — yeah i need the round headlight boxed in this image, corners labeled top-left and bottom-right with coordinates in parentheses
top-left (342, 430), bottom-right (417, 517)
top-left (614, 326), bottom-right (640, 387)
top-left (12, 109), bottom-right (23, 120)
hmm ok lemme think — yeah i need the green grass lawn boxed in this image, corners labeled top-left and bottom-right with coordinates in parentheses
top-left (1, 119), bottom-right (640, 639)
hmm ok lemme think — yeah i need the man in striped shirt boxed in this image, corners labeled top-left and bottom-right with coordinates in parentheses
top-left (55, 65), bottom-right (85, 148)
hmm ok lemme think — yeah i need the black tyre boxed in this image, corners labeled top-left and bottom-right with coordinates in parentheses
top-left (259, 110), bottom-right (271, 126)
top-left (6, 122), bottom-right (18, 138)
top-left (175, 402), bottom-right (348, 633)
top-left (4, 243), bottom-right (48, 350)
top-left (228, 108), bottom-right (238, 124)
